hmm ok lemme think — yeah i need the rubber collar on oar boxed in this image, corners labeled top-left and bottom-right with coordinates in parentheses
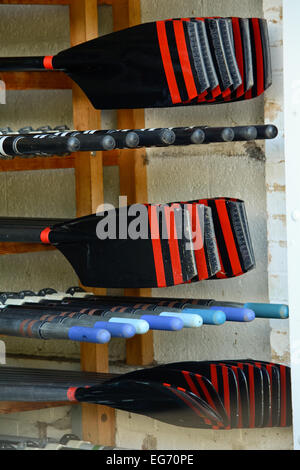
top-left (93, 321), bottom-right (136, 338)
top-left (244, 302), bottom-right (289, 319)
top-left (43, 55), bottom-right (54, 70)
top-left (210, 305), bottom-right (255, 322)
top-left (40, 227), bottom-right (51, 244)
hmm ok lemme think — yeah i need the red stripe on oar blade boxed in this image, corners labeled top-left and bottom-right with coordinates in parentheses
top-left (173, 20), bottom-right (198, 101)
top-left (210, 364), bottom-right (219, 393)
top-left (156, 21), bottom-right (182, 104)
top-left (40, 227), bottom-right (51, 244)
top-left (148, 205), bottom-right (166, 287)
top-left (165, 205), bottom-right (183, 285)
top-left (215, 199), bottom-right (242, 276)
top-left (43, 55), bottom-right (54, 70)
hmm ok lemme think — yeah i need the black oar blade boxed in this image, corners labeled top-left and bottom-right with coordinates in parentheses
top-left (75, 379), bottom-right (223, 429)
top-left (53, 204), bottom-right (197, 288)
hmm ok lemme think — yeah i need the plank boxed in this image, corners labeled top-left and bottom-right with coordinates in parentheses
top-left (0, 242), bottom-right (54, 255)
top-left (69, 0), bottom-right (115, 447)
top-left (112, 0), bottom-right (154, 366)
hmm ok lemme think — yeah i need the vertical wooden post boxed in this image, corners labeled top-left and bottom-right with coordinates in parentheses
top-left (69, 0), bottom-right (115, 445)
top-left (112, 0), bottom-right (154, 366)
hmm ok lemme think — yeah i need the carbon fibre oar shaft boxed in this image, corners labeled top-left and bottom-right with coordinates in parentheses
top-left (0, 135), bottom-right (80, 158)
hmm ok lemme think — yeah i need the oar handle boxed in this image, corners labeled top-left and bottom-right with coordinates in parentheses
top-left (0, 135), bottom-right (79, 158)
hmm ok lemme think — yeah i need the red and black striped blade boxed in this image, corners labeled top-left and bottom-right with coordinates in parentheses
top-left (217, 362), bottom-right (250, 428)
top-left (76, 378), bottom-right (224, 429)
top-left (114, 366), bottom-right (227, 428)
top-left (223, 361), bottom-right (265, 428)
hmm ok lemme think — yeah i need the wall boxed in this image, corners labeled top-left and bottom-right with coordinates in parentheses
top-left (0, 0), bottom-right (293, 450)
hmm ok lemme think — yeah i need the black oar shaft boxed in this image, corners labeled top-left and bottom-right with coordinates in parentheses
top-left (0, 56), bottom-right (45, 71)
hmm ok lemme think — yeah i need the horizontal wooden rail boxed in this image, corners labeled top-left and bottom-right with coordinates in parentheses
top-left (0, 401), bottom-right (71, 414)
top-left (0, 242), bottom-right (55, 255)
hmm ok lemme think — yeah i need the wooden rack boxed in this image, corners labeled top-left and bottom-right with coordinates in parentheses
top-left (0, 0), bottom-right (154, 446)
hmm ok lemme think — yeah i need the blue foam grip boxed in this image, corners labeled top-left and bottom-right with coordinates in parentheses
top-left (68, 326), bottom-right (111, 343)
top-left (183, 308), bottom-right (226, 325)
top-left (141, 314), bottom-right (184, 331)
top-left (244, 302), bottom-right (289, 319)
top-left (93, 321), bottom-right (136, 338)
top-left (210, 306), bottom-right (255, 322)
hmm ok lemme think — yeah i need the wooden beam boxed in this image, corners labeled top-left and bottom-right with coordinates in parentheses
top-left (0, 401), bottom-right (70, 414)
top-left (69, 0), bottom-right (115, 447)
top-left (0, 1), bottom-right (113, 5)
top-left (0, 71), bottom-right (72, 90)
top-left (112, 0), bottom-right (154, 367)
top-left (0, 151), bottom-right (119, 173)
top-left (0, 242), bottom-right (54, 255)
top-left (0, 155), bottom-right (75, 172)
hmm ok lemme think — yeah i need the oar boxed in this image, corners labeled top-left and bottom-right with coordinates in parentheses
top-left (0, 203), bottom-right (198, 289)
top-left (0, 17), bottom-right (271, 110)
top-left (0, 361), bottom-right (291, 429)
